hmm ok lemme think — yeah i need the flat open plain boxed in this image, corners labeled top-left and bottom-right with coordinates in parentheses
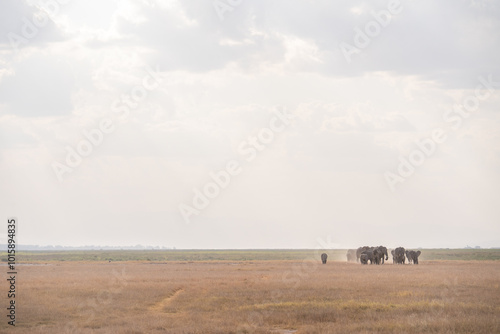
top-left (1, 252), bottom-right (500, 333)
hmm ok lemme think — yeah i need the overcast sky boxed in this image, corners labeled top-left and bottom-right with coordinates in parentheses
top-left (1, 0), bottom-right (499, 249)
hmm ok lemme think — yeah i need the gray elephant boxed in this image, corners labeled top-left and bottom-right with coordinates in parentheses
top-left (407, 250), bottom-right (421, 264)
top-left (356, 246), bottom-right (370, 262)
top-left (412, 250), bottom-right (421, 264)
top-left (372, 248), bottom-right (382, 265)
top-left (361, 249), bottom-right (375, 264)
top-left (321, 253), bottom-right (328, 264)
top-left (394, 247), bottom-right (406, 264)
top-left (346, 249), bottom-right (357, 262)
top-left (391, 249), bottom-right (396, 264)
top-left (374, 246), bottom-right (389, 264)
top-left (405, 250), bottom-right (413, 264)
top-left (360, 253), bottom-right (369, 264)
top-left (360, 247), bottom-right (382, 265)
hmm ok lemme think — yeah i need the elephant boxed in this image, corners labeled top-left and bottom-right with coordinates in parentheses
top-left (321, 253), bottom-right (328, 264)
top-left (372, 248), bottom-right (382, 265)
top-left (360, 247), bottom-right (382, 265)
top-left (391, 249), bottom-right (396, 264)
top-left (394, 247), bottom-right (406, 264)
top-left (346, 249), bottom-right (357, 262)
top-left (361, 249), bottom-right (374, 264)
top-left (360, 253), bottom-right (369, 264)
top-left (407, 250), bottom-right (421, 264)
top-left (356, 246), bottom-right (370, 262)
top-left (405, 250), bottom-right (413, 264)
top-left (412, 250), bottom-right (421, 264)
top-left (374, 246), bottom-right (388, 264)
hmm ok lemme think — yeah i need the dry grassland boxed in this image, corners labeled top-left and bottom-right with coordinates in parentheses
top-left (1, 260), bottom-right (499, 333)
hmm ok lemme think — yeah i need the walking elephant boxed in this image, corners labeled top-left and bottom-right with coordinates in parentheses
top-left (360, 248), bottom-right (381, 265)
top-left (356, 246), bottom-right (370, 262)
top-left (394, 247), bottom-right (406, 264)
top-left (405, 250), bottom-right (413, 264)
top-left (374, 246), bottom-right (388, 264)
top-left (407, 250), bottom-right (421, 264)
top-left (321, 253), bottom-right (328, 264)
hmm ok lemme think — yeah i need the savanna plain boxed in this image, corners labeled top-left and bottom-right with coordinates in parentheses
top-left (1, 249), bottom-right (499, 333)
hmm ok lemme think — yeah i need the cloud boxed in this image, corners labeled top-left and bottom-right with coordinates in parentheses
top-left (96, 0), bottom-right (500, 90)
top-left (0, 116), bottom-right (38, 151)
top-left (0, 0), bottom-right (498, 248)
top-left (110, 1), bottom-right (284, 73)
top-left (0, 0), bottom-right (67, 50)
top-left (0, 55), bottom-right (75, 116)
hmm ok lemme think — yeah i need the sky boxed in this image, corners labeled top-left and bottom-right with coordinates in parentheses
top-left (0, 0), bottom-right (499, 249)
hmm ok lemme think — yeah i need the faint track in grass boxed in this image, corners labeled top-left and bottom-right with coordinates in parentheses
top-left (149, 288), bottom-right (184, 312)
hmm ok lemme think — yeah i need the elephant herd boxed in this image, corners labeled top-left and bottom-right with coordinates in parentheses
top-left (356, 246), bottom-right (389, 265)
top-left (341, 246), bottom-right (421, 265)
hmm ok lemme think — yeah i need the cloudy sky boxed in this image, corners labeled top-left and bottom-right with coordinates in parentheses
top-left (1, 0), bottom-right (499, 249)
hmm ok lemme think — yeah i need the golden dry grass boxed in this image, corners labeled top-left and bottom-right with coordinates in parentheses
top-left (1, 260), bottom-right (499, 333)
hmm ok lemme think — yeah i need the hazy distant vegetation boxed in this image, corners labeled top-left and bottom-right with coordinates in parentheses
top-left (2, 248), bottom-right (499, 262)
